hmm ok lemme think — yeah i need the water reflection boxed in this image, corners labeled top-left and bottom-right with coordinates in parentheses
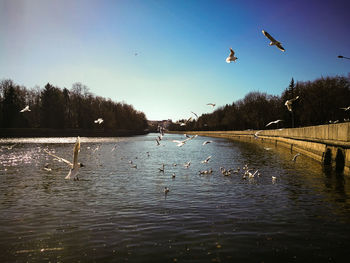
top-left (1, 134), bottom-right (350, 262)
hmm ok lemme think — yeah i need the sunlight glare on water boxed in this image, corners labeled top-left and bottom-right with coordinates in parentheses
top-left (1, 134), bottom-right (350, 262)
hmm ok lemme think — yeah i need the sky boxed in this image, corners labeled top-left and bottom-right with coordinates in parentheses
top-left (1, 0), bottom-right (350, 121)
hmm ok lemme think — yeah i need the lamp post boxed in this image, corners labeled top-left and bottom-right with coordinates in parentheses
top-left (338, 55), bottom-right (350, 60)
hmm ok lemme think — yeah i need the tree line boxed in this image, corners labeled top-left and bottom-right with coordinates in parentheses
top-left (0, 79), bottom-right (148, 131)
top-left (169, 75), bottom-right (350, 131)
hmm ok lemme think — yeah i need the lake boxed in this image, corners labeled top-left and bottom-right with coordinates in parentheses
top-left (1, 133), bottom-right (350, 262)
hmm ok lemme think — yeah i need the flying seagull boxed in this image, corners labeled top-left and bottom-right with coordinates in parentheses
top-left (172, 139), bottom-right (186, 147)
top-left (65, 137), bottom-right (81, 180)
top-left (202, 140), bottom-right (213, 146)
top-left (265, 119), bottom-right (283, 127)
top-left (292, 153), bottom-right (301, 162)
top-left (226, 48), bottom-right (238, 63)
top-left (179, 117), bottom-right (192, 126)
top-left (340, 106), bottom-right (350, 111)
top-left (285, 96), bottom-right (299, 112)
top-left (94, 118), bottom-right (103, 124)
top-left (254, 130), bottom-right (262, 139)
top-left (191, 111), bottom-right (199, 119)
top-left (44, 137), bottom-right (82, 180)
top-left (262, 30), bottom-right (285, 52)
top-left (20, 105), bottom-right (31, 112)
top-left (207, 103), bottom-right (216, 108)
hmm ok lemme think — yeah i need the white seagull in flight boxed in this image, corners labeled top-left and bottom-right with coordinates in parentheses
top-left (207, 103), bottom-right (216, 108)
top-left (226, 48), bottom-right (238, 63)
top-left (202, 140), bottom-right (213, 146)
top-left (285, 96), bottom-right (299, 112)
top-left (265, 119), bottom-right (283, 127)
top-left (44, 137), bottom-right (82, 180)
top-left (292, 153), bottom-right (301, 162)
top-left (191, 111), bottom-right (199, 119)
top-left (340, 106), bottom-right (350, 111)
top-left (262, 30), bottom-right (285, 52)
top-left (94, 118), bottom-right (103, 124)
top-left (20, 105), bottom-right (31, 112)
top-left (65, 137), bottom-right (81, 180)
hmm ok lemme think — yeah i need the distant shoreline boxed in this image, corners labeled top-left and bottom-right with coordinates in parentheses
top-left (0, 128), bottom-right (148, 138)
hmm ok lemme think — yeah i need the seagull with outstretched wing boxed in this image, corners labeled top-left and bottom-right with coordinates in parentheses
top-left (226, 48), bottom-right (238, 63)
top-left (262, 30), bottom-right (285, 52)
top-left (207, 103), bottom-right (216, 108)
top-left (265, 119), bottom-right (283, 127)
top-left (20, 105), bottom-right (31, 112)
top-left (191, 111), bottom-right (199, 119)
top-left (94, 118), bottom-right (103, 124)
top-left (285, 96), bottom-right (299, 112)
top-left (292, 153), bottom-right (301, 162)
top-left (44, 137), bottom-right (83, 180)
top-left (65, 137), bottom-right (81, 180)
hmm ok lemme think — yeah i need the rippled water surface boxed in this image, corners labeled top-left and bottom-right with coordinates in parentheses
top-left (1, 134), bottom-right (350, 262)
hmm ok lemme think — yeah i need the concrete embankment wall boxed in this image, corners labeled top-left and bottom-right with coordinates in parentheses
top-left (175, 123), bottom-right (350, 174)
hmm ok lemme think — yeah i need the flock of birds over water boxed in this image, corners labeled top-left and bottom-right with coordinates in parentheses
top-left (6, 29), bottom-right (350, 193)
top-left (2, 127), bottom-right (303, 196)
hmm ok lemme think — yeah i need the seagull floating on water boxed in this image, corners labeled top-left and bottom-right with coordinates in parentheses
top-left (262, 30), bottom-right (285, 52)
top-left (184, 161), bottom-right (191, 168)
top-left (20, 105), bottom-right (31, 112)
top-left (159, 164), bottom-right (165, 172)
top-left (226, 48), bottom-right (238, 63)
top-left (201, 156), bottom-right (212, 164)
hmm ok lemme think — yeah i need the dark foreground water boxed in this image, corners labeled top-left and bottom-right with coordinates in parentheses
top-left (1, 134), bottom-right (350, 262)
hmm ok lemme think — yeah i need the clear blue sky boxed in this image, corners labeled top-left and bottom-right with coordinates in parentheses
top-left (1, 0), bottom-right (350, 121)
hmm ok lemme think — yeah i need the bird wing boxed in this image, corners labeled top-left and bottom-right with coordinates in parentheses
top-left (72, 137), bottom-right (80, 169)
top-left (265, 121), bottom-right (273, 127)
top-left (262, 30), bottom-right (276, 42)
top-left (44, 149), bottom-right (73, 167)
top-left (292, 153), bottom-right (300, 161)
top-left (206, 156), bottom-right (212, 161)
top-left (185, 117), bottom-right (193, 124)
top-left (229, 48), bottom-right (234, 56)
top-left (276, 43), bottom-right (285, 52)
top-left (191, 111), bottom-right (199, 119)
